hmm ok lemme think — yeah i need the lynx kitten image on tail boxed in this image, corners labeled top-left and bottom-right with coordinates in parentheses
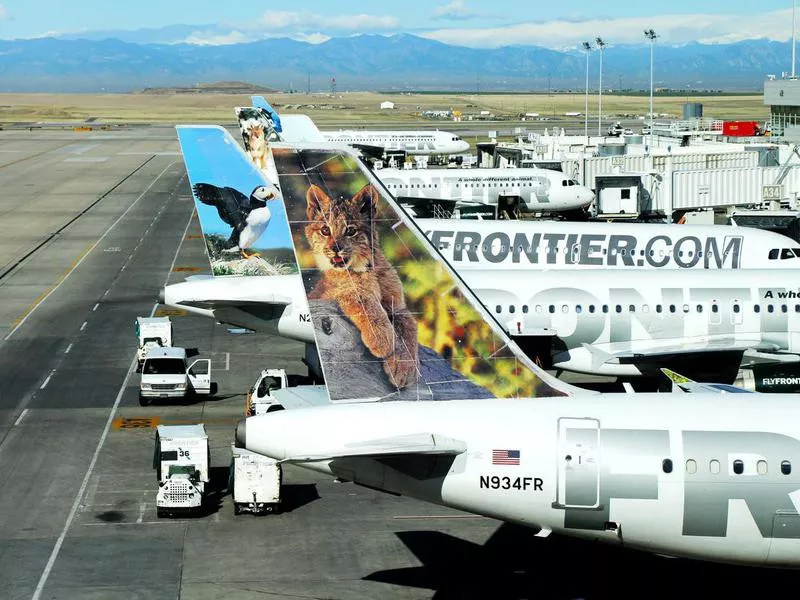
top-left (304, 183), bottom-right (419, 389)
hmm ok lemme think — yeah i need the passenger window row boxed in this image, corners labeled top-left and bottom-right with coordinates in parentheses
top-left (387, 183), bottom-right (440, 189)
top-left (494, 303), bottom-right (800, 315)
top-left (665, 458), bottom-right (791, 475)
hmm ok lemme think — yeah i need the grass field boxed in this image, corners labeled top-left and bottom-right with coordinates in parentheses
top-left (0, 91), bottom-right (768, 126)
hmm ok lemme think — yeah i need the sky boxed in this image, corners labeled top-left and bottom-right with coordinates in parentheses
top-left (0, 0), bottom-right (798, 48)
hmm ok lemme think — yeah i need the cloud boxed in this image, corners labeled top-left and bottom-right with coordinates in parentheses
top-left (261, 10), bottom-right (398, 33)
top-left (421, 9), bottom-right (798, 49)
top-left (0, 5), bottom-right (6, 20)
top-left (432, 1), bottom-right (478, 20)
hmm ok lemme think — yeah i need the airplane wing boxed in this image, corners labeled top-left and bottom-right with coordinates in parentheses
top-left (742, 348), bottom-right (800, 366)
top-left (582, 338), bottom-right (779, 369)
top-left (350, 143), bottom-right (389, 160)
top-left (396, 196), bottom-right (460, 219)
top-left (283, 432), bottom-right (467, 463)
top-left (660, 368), bottom-right (758, 394)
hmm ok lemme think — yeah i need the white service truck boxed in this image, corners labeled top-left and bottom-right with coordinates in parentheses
top-left (230, 444), bottom-right (282, 515)
top-left (136, 316), bottom-right (172, 369)
top-left (139, 347), bottom-right (212, 406)
top-left (246, 368), bottom-right (288, 416)
top-left (154, 424), bottom-right (209, 517)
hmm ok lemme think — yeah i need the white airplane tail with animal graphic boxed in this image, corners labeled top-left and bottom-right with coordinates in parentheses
top-left (268, 142), bottom-right (586, 401)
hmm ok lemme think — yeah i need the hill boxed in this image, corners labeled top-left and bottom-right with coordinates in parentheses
top-left (0, 34), bottom-right (783, 92)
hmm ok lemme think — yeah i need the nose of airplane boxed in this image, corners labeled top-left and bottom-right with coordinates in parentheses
top-left (580, 187), bottom-right (596, 207)
top-left (457, 140), bottom-right (470, 153)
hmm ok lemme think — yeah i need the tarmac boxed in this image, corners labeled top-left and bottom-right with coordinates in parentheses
top-left (0, 126), bottom-right (799, 600)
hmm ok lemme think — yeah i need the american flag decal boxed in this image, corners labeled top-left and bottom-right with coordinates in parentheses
top-left (492, 449), bottom-right (520, 465)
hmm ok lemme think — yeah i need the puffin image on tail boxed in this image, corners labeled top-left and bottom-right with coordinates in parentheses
top-left (192, 183), bottom-right (278, 259)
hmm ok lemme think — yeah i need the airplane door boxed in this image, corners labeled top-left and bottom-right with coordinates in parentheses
top-left (555, 417), bottom-right (601, 509)
top-left (188, 359), bottom-right (211, 395)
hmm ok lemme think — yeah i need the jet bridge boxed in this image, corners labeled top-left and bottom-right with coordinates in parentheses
top-left (591, 173), bottom-right (661, 221)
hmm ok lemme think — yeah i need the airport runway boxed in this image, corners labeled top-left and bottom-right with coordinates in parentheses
top-left (1, 127), bottom-right (799, 600)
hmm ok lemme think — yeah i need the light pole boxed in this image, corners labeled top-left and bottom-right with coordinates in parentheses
top-left (582, 41), bottom-right (591, 143)
top-left (596, 37), bottom-right (606, 137)
top-left (793, 0), bottom-right (797, 78)
top-left (644, 29), bottom-right (658, 150)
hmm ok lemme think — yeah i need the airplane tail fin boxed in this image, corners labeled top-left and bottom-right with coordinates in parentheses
top-left (271, 143), bottom-right (590, 401)
top-left (175, 125), bottom-right (298, 278)
top-left (251, 95), bottom-right (282, 133)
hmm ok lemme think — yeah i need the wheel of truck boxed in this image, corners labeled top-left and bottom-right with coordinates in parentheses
top-left (139, 394), bottom-right (150, 407)
top-left (233, 503), bottom-right (241, 516)
top-left (156, 507), bottom-right (167, 518)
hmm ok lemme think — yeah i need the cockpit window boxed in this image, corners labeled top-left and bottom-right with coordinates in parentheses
top-left (770, 248), bottom-right (800, 260)
top-left (562, 180), bottom-right (568, 186)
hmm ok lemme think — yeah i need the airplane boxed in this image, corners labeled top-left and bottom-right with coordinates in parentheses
top-left (375, 166), bottom-right (594, 217)
top-left (245, 97), bottom-right (591, 217)
top-left (322, 129), bottom-right (470, 156)
top-left (168, 126), bottom-right (800, 387)
top-left (252, 95), bottom-right (470, 156)
top-left (417, 217), bottom-right (800, 271)
top-left (232, 131), bottom-right (800, 568)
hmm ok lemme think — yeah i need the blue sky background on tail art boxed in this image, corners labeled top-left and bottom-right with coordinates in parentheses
top-left (176, 126), bottom-right (293, 252)
top-left (1, 0), bottom-right (794, 47)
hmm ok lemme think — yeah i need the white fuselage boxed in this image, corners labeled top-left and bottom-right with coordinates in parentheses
top-left (461, 268), bottom-right (800, 376)
top-left (321, 130), bottom-right (470, 155)
top-left (415, 219), bottom-right (800, 270)
top-left (240, 396), bottom-right (800, 568)
top-left (377, 167), bottom-right (594, 214)
top-left (164, 267), bottom-right (800, 378)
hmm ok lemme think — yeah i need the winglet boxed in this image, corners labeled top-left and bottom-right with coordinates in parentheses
top-left (660, 368), bottom-right (694, 384)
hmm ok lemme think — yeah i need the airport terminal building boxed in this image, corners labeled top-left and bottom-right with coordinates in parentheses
top-left (764, 76), bottom-right (800, 137)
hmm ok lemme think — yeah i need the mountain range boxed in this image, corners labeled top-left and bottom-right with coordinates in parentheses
top-left (0, 33), bottom-right (791, 93)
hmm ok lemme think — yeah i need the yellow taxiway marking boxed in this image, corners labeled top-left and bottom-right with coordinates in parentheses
top-left (185, 234), bottom-right (203, 240)
top-left (113, 416), bottom-right (239, 430)
top-left (172, 266), bottom-right (203, 272)
top-left (113, 417), bottom-right (161, 430)
top-left (10, 242), bottom-right (95, 327)
top-left (154, 307), bottom-right (187, 317)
